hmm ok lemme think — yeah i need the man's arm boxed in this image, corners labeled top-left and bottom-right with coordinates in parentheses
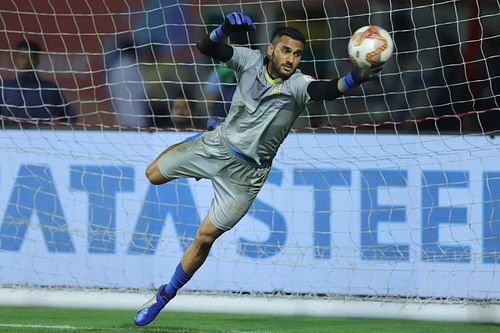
top-left (307, 65), bottom-right (382, 101)
top-left (196, 12), bottom-right (255, 62)
top-left (307, 80), bottom-right (342, 101)
top-left (196, 36), bottom-right (233, 63)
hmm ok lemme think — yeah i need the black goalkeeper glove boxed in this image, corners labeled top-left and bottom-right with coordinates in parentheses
top-left (339, 65), bottom-right (382, 91)
top-left (210, 12), bottom-right (255, 42)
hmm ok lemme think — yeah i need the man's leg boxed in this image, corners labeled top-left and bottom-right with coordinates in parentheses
top-left (180, 215), bottom-right (226, 273)
top-left (145, 142), bottom-right (183, 185)
top-left (146, 131), bottom-right (206, 184)
top-left (162, 215), bottom-right (225, 299)
top-left (134, 215), bottom-right (225, 326)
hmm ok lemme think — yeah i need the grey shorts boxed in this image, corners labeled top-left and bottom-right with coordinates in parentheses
top-left (157, 128), bottom-right (271, 230)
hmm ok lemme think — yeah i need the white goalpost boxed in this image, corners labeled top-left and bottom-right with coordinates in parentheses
top-left (1, 0), bottom-right (500, 323)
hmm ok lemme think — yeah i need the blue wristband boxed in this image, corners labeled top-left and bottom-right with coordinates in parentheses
top-left (340, 71), bottom-right (356, 91)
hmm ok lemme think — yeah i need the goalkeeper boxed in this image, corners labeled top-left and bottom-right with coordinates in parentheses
top-left (134, 12), bottom-right (380, 326)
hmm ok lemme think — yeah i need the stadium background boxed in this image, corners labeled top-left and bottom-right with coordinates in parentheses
top-left (0, 0), bottom-right (498, 132)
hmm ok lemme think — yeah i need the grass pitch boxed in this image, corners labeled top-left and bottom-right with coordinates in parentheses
top-left (0, 306), bottom-right (498, 333)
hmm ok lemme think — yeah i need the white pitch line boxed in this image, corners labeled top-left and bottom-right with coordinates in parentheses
top-left (0, 323), bottom-right (95, 330)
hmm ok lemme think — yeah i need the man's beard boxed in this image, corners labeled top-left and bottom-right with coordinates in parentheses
top-left (271, 54), bottom-right (293, 79)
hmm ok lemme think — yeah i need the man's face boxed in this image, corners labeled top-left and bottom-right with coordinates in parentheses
top-left (14, 47), bottom-right (39, 71)
top-left (266, 35), bottom-right (304, 79)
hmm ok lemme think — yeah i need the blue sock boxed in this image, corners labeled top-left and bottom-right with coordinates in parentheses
top-left (163, 263), bottom-right (193, 299)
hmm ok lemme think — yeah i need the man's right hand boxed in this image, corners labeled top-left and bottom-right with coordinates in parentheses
top-left (351, 64), bottom-right (382, 85)
top-left (210, 12), bottom-right (255, 42)
top-left (338, 64), bottom-right (383, 92)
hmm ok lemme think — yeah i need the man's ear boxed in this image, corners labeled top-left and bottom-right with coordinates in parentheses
top-left (267, 43), bottom-right (274, 58)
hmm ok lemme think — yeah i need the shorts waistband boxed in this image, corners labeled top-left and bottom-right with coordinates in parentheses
top-left (226, 143), bottom-right (270, 168)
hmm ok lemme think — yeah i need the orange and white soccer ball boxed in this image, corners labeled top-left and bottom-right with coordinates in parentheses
top-left (348, 25), bottom-right (394, 68)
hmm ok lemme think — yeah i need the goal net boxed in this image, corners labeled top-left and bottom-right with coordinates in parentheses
top-left (1, 0), bottom-right (499, 319)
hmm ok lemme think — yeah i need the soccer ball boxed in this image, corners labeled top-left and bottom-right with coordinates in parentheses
top-left (348, 25), bottom-right (394, 68)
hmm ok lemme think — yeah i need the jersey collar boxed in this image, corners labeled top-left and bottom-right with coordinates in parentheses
top-left (264, 66), bottom-right (283, 84)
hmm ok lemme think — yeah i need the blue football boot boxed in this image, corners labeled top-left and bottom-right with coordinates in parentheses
top-left (134, 284), bottom-right (170, 326)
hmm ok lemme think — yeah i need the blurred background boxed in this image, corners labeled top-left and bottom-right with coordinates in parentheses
top-left (0, 0), bottom-right (498, 134)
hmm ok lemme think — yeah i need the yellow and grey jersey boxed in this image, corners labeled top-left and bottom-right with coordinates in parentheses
top-left (220, 46), bottom-right (313, 166)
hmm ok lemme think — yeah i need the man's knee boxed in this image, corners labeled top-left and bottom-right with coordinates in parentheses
top-left (145, 163), bottom-right (167, 185)
top-left (194, 217), bottom-right (226, 246)
top-left (194, 233), bottom-right (217, 247)
top-left (146, 143), bottom-right (182, 185)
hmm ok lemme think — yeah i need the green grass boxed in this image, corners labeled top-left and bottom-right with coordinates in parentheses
top-left (0, 306), bottom-right (498, 333)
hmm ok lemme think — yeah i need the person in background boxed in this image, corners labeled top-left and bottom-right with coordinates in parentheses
top-left (204, 64), bottom-right (237, 130)
top-left (170, 86), bottom-right (198, 129)
top-left (170, 95), bottom-right (192, 128)
top-left (0, 40), bottom-right (76, 126)
top-left (138, 44), bottom-right (193, 129)
top-left (107, 38), bottom-right (150, 128)
top-left (157, 85), bottom-right (204, 130)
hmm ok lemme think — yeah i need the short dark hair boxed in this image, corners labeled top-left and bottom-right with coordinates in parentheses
top-left (16, 40), bottom-right (42, 53)
top-left (270, 26), bottom-right (306, 46)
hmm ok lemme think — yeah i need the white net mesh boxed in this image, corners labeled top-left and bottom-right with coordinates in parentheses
top-left (1, 0), bottom-right (500, 305)
top-left (1, 0), bottom-right (497, 132)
